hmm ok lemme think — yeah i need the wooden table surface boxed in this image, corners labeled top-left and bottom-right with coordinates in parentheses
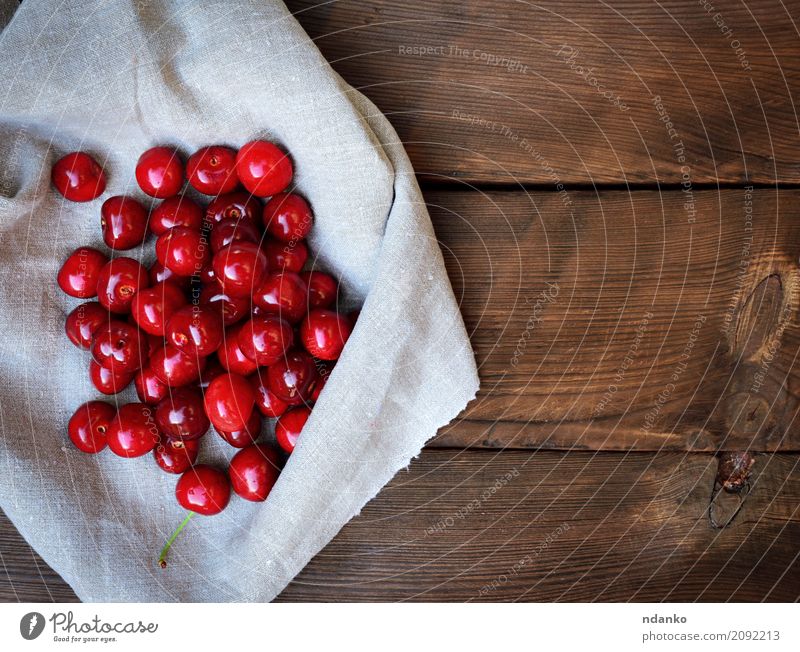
top-left (2, 0), bottom-right (799, 602)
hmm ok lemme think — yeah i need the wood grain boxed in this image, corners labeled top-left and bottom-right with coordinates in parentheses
top-left (287, 0), bottom-right (800, 184)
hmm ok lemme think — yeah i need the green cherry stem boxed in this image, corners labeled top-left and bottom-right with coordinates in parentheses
top-left (158, 511), bottom-right (195, 569)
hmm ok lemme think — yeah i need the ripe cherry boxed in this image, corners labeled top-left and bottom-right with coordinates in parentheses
top-left (100, 196), bottom-right (149, 250)
top-left (149, 196), bottom-right (204, 236)
top-left (249, 373), bottom-right (289, 417)
top-left (205, 191), bottom-right (261, 224)
top-left (252, 271), bottom-right (307, 323)
top-left (263, 193), bottom-right (312, 242)
top-left (311, 361), bottom-right (333, 402)
top-left (106, 403), bottom-right (161, 458)
top-left (166, 305), bottom-right (223, 357)
top-left (275, 406), bottom-right (311, 454)
top-left (148, 261), bottom-right (191, 290)
top-left (217, 324), bottom-right (259, 375)
top-left (266, 349), bottom-right (318, 405)
top-left (65, 301), bottom-right (107, 349)
top-left (51, 152), bottom-right (106, 202)
top-left (156, 227), bottom-right (210, 277)
top-left (187, 146), bottom-right (239, 195)
top-left (130, 281), bottom-right (187, 336)
top-left (199, 281), bottom-right (250, 326)
top-left (300, 309), bottom-right (352, 361)
top-left (301, 271), bottom-right (338, 310)
top-left (68, 401), bottom-right (115, 454)
top-left (229, 444), bottom-right (280, 501)
top-left (209, 217), bottom-right (261, 253)
top-left (149, 342), bottom-right (206, 387)
top-left (238, 316), bottom-right (293, 366)
top-left (135, 147), bottom-right (184, 198)
top-left (212, 241), bottom-right (268, 298)
top-left (134, 366), bottom-right (169, 405)
top-left (204, 372), bottom-right (255, 432)
top-left (216, 408), bottom-right (262, 448)
top-left (155, 386), bottom-right (210, 441)
top-left (90, 320), bottom-right (146, 374)
top-left (262, 238), bottom-right (307, 273)
top-left (90, 359), bottom-right (134, 395)
top-left (154, 436), bottom-right (200, 474)
top-left (198, 356), bottom-right (226, 389)
top-left (57, 247), bottom-right (109, 298)
top-left (175, 465), bottom-right (230, 515)
top-left (96, 257), bottom-right (149, 313)
top-left (235, 140), bottom-right (292, 197)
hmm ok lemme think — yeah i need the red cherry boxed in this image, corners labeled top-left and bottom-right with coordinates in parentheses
top-left (57, 247), bottom-right (109, 298)
top-left (217, 324), bottom-right (259, 375)
top-left (156, 227), bottom-right (210, 277)
top-left (135, 147), bottom-right (184, 198)
top-left (187, 146), bottom-right (239, 195)
top-left (204, 372), bottom-right (255, 432)
top-left (310, 361), bottom-right (334, 402)
top-left (175, 465), bottom-right (230, 516)
top-left (249, 373), bottom-right (289, 417)
top-left (235, 140), bottom-right (292, 197)
top-left (237, 316), bottom-right (293, 366)
top-left (130, 281), bottom-right (187, 336)
top-left (205, 191), bottom-right (261, 224)
top-left (68, 401), bottom-right (115, 454)
top-left (209, 217), bottom-right (261, 253)
top-left (199, 281), bottom-right (250, 326)
top-left (89, 359), bottom-right (134, 395)
top-left (100, 196), bottom-right (149, 250)
top-left (148, 261), bottom-right (191, 290)
top-left (216, 408), bottom-right (262, 448)
top-left (300, 309), bottom-right (352, 361)
top-left (212, 242), bottom-right (268, 298)
top-left (252, 271), bottom-right (307, 323)
top-left (106, 403), bottom-right (161, 457)
top-left (134, 366), bottom-right (169, 405)
top-left (275, 407), bottom-right (311, 454)
top-left (149, 342), bottom-right (206, 387)
top-left (155, 386), bottom-right (209, 441)
top-left (229, 444), bottom-right (280, 501)
top-left (198, 356), bottom-right (226, 389)
top-left (166, 305), bottom-right (223, 356)
top-left (51, 152), bottom-right (106, 202)
top-left (149, 196), bottom-right (204, 236)
top-left (347, 310), bottom-right (360, 327)
top-left (153, 436), bottom-right (200, 474)
top-left (90, 320), bottom-right (146, 374)
top-left (96, 257), bottom-right (149, 313)
top-left (266, 349), bottom-right (319, 405)
top-left (65, 301), bottom-right (107, 349)
top-left (301, 271), bottom-right (338, 310)
top-left (262, 238), bottom-right (307, 273)
top-left (263, 193), bottom-right (312, 243)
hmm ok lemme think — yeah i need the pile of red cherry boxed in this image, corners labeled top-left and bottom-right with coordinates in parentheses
top-left (55, 141), bottom-right (353, 564)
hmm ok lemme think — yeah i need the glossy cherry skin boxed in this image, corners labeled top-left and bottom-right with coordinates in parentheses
top-left (238, 316), bottom-right (293, 366)
top-left (266, 349), bottom-right (319, 405)
top-left (68, 401), bottom-right (115, 454)
top-left (262, 238), bottom-right (308, 273)
top-left (65, 301), bottom-right (107, 349)
top-left (252, 271), bottom-right (308, 324)
top-left (134, 366), bottom-right (169, 405)
top-left (199, 281), bottom-right (250, 326)
top-left (96, 257), bottom-right (149, 313)
top-left (212, 241), bottom-right (268, 298)
top-left (166, 305), bottom-right (223, 357)
top-left (155, 386), bottom-right (210, 441)
top-left (229, 444), bottom-right (280, 501)
top-left (187, 145), bottom-right (239, 195)
top-left (153, 436), bottom-right (200, 474)
top-left (149, 342), bottom-right (206, 387)
top-left (217, 324), bottom-right (259, 375)
top-left (89, 359), bottom-right (134, 395)
top-left (198, 356), bottom-right (226, 389)
top-left (148, 261), bottom-right (191, 291)
top-left (275, 406), bottom-right (311, 454)
top-left (301, 271), bottom-right (338, 310)
top-left (263, 193), bottom-right (312, 243)
top-left (135, 147), bottom-right (184, 198)
top-left (300, 309), bottom-right (353, 361)
top-left (175, 465), bottom-right (230, 516)
top-left (249, 373), bottom-right (289, 417)
top-left (149, 196), bottom-right (204, 236)
top-left (156, 227), bottom-right (210, 277)
top-left (100, 196), bottom-right (149, 250)
top-left (235, 140), bottom-right (293, 197)
top-left (90, 320), bottom-right (146, 374)
top-left (216, 408), bottom-right (262, 448)
top-left (205, 191), bottom-right (261, 224)
top-left (204, 372), bottom-right (256, 432)
top-left (130, 281), bottom-right (187, 336)
top-left (106, 403), bottom-right (161, 458)
top-left (51, 152), bottom-right (106, 202)
top-left (209, 217), bottom-right (261, 253)
top-left (58, 247), bottom-right (109, 298)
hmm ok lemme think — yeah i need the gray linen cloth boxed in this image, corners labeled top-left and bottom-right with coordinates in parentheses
top-left (0, 0), bottom-right (478, 601)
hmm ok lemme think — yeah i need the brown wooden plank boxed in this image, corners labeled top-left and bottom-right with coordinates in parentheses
top-left (287, 0), bottom-right (800, 184)
top-left (427, 187), bottom-right (800, 450)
